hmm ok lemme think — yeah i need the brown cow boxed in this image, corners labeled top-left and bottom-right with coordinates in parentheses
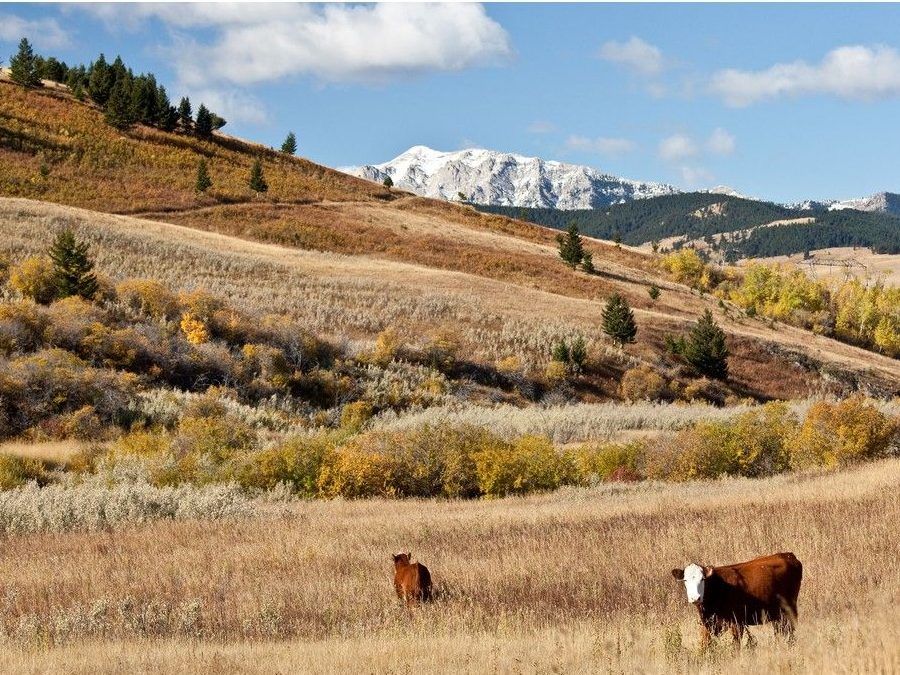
top-left (671, 552), bottom-right (802, 649)
top-left (393, 552), bottom-right (432, 606)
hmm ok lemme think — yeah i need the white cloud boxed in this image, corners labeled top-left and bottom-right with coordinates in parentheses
top-left (565, 135), bottom-right (635, 157)
top-left (527, 120), bottom-right (556, 134)
top-left (598, 37), bottom-right (664, 76)
top-left (679, 166), bottom-right (715, 188)
top-left (711, 44), bottom-right (900, 106)
top-left (706, 128), bottom-right (735, 156)
top-left (0, 13), bottom-right (71, 50)
top-left (85, 3), bottom-right (512, 87)
top-left (658, 134), bottom-right (697, 162)
top-left (190, 88), bottom-right (269, 126)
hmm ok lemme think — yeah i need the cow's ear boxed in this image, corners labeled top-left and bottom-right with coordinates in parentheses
top-left (703, 566), bottom-right (714, 578)
top-left (671, 568), bottom-right (684, 580)
top-left (406, 551), bottom-right (412, 560)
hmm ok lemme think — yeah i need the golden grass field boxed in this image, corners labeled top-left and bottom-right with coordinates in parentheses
top-left (4, 198), bottom-right (900, 401)
top-left (0, 459), bottom-right (897, 673)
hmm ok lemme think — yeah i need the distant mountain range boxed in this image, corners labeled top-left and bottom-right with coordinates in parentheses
top-left (341, 145), bottom-right (678, 209)
top-left (342, 145), bottom-right (899, 217)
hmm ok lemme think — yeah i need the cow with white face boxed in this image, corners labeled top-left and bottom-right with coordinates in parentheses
top-left (671, 552), bottom-right (803, 650)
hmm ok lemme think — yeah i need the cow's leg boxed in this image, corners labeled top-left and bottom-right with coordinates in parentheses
top-left (699, 625), bottom-right (712, 652)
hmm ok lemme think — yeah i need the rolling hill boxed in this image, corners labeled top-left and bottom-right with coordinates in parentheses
top-left (2, 77), bottom-right (899, 402)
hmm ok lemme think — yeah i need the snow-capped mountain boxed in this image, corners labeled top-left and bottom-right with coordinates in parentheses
top-left (341, 145), bottom-right (679, 209)
top-left (827, 192), bottom-right (900, 216)
top-left (702, 185), bottom-right (752, 200)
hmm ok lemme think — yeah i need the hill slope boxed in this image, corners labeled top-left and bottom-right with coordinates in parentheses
top-left (2, 80), bottom-right (898, 400)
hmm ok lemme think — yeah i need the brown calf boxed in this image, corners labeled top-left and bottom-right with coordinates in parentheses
top-left (393, 552), bottom-right (432, 606)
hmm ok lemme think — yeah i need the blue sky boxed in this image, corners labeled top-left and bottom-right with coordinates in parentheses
top-left (4, 3), bottom-right (900, 203)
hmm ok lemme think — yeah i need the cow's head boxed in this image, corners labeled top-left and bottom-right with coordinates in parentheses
top-left (671, 563), bottom-right (712, 604)
top-left (393, 552), bottom-right (412, 565)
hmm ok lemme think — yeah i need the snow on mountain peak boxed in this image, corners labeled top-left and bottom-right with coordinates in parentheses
top-left (340, 145), bottom-right (679, 209)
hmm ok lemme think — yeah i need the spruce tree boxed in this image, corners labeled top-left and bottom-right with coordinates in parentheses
top-left (682, 309), bottom-right (729, 380)
top-left (602, 293), bottom-right (637, 347)
top-left (88, 54), bottom-right (112, 105)
top-left (210, 113), bottom-right (227, 131)
top-left (104, 78), bottom-right (135, 130)
top-left (281, 131), bottom-right (297, 155)
top-left (249, 159), bottom-right (268, 193)
top-left (195, 158), bottom-right (212, 193)
top-left (178, 97), bottom-right (192, 129)
top-left (383, 175), bottom-right (393, 188)
top-left (10, 38), bottom-right (41, 87)
top-left (556, 222), bottom-right (585, 269)
top-left (195, 103), bottom-right (213, 138)
top-left (49, 228), bottom-right (98, 300)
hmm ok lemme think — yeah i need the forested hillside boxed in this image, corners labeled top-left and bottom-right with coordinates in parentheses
top-left (479, 194), bottom-right (900, 256)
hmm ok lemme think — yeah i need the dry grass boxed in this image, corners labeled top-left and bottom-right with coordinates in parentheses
top-left (0, 459), bottom-right (897, 672)
top-left (0, 440), bottom-right (85, 465)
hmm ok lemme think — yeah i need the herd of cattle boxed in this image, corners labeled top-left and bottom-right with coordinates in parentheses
top-left (394, 550), bottom-right (802, 649)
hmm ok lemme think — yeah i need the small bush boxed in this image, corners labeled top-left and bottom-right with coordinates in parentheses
top-left (9, 256), bottom-right (57, 304)
top-left (116, 279), bottom-right (179, 320)
top-left (620, 365), bottom-right (666, 402)
top-left (570, 441), bottom-right (644, 484)
top-left (788, 396), bottom-right (898, 469)
top-left (231, 434), bottom-right (334, 495)
top-left (473, 435), bottom-right (571, 497)
top-left (340, 401), bottom-right (373, 432)
top-left (0, 455), bottom-right (51, 490)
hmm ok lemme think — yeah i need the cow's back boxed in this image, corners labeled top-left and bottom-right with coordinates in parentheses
top-left (708, 552), bottom-right (802, 623)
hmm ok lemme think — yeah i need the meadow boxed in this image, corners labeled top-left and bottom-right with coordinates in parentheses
top-left (0, 459), bottom-right (897, 673)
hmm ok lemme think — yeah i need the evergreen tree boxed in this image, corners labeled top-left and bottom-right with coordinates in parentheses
top-left (109, 55), bottom-right (128, 88)
top-left (9, 38), bottom-right (41, 87)
top-left (155, 85), bottom-right (178, 131)
top-left (210, 113), bottom-right (227, 131)
top-left (601, 293), bottom-right (637, 347)
top-left (88, 54), bottom-right (112, 105)
top-left (648, 284), bottom-right (661, 301)
top-left (40, 56), bottom-right (67, 83)
top-left (130, 74), bottom-right (157, 125)
top-left (569, 336), bottom-right (587, 373)
top-left (383, 176), bottom-right (393, 188)
top-left (49, 228), bottom-right (98, 300)
top-left (178, 97), bottom-right (192, 129)
top-left (581, 251), bottom-right (595, 274)
top-left (104, 78), bottom-right (136, 130)
top-left (281, 131), bottom-right (297, 155)
top-left (249, 159), bottom-right (268, 193)
top-left (551, 340), bottom-right (570, 364)
top-left (556, 222), bottom-right (585, 269)
top-left (194, 103), bottom-right (213, 138)
top-left (682, 309), bottom-right (729, 380)
top-left (195, 158), bottom-right (212, 193)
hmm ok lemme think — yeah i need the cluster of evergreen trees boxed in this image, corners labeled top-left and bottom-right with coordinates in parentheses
top-left (481, 192), bottom-right (900, 259)
top-left (7, 37), bottom-right (226, 136)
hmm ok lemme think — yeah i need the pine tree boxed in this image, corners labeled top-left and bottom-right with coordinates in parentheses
top-left (178, 97), bottom-right (192, 129)
top-left (581, 251), bottom-right (595, 274)
top-left (210, 113), bottom-right (227, 131)
top-left (10, 38), bottom-right (41, 87)
top-left (195, 103), bottom-right (213, 138)
top-left (88, 54), bottom-right (112, 105)
top-left (602, 293), bottom-right (637, 347)
top-left (383, 176), bottom-right (393, 188)
top-left (648, 284), bottom-right (661, 301)
top-left (682, 309), bottom-right (729, 380)
top-left (556, 223), bottom-right (585, 269)
top-left (130, 75), bottom-right (157, 125)
top-left (249, 159), bottom-right (268, 193)
top-left (104, 78), bottom-right (136, 130)
top-left (156, 85), bottom-right (178, 131)
top-left (281, 131), bottom-right (297, 155)
top-left (569, 336), bottom-right (587, 373)
top-left (195, 158), bottom-right (212, 193)
top-left (49, 228), bottom-right (98, 300)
